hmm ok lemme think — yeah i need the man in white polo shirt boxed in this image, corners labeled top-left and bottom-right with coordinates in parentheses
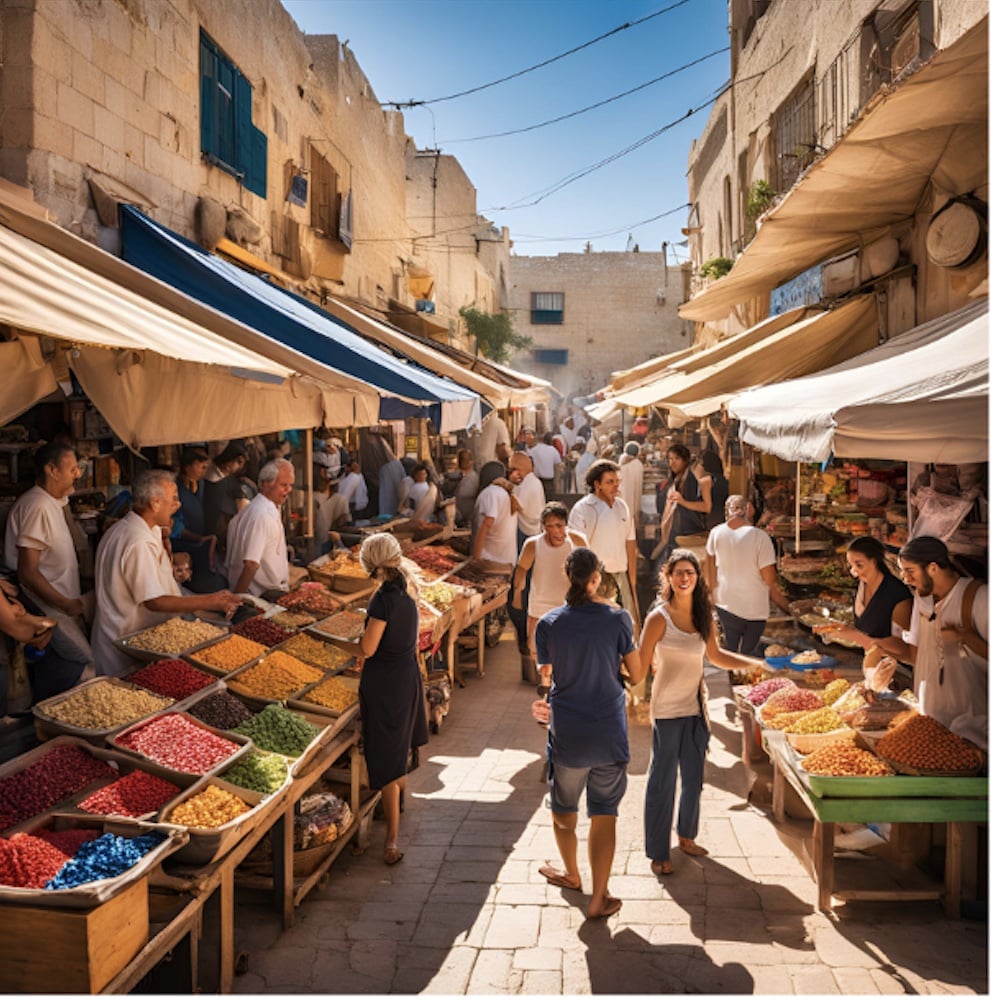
top-left (568, 459), bottom-right (639, 629)
top-left (92, 470), bottom-right (240, 676)
top-left (226, 459), bottom-right (295, 596)
top-left (4, 442), bottom-right (92, 670)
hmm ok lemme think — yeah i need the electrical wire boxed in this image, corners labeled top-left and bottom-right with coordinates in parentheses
top-left (441, 47), bottom-right (728, 144)
top-left (488, 91), bottom-right (722, 211)
top-left (380, 0), bottom-right (695, 108)
top-left (511, 202), bottom-right (690, 244)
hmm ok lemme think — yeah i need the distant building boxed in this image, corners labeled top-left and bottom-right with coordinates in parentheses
top-left (506, 250), bottom-right (690, 399)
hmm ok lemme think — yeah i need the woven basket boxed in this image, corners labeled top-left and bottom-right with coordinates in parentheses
top-left (307, 563), bottom-right (335, 588)
top-left (786, 728), bottom-right (857, 755)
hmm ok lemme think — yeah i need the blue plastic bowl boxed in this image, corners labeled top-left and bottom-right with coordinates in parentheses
top-left (788, 654), bottom-right (838, 671)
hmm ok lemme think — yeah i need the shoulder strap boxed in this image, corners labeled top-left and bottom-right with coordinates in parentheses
top-left (962, 578), bottom-right (981, 633)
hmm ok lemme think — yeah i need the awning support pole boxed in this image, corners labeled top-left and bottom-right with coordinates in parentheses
top-left (795, 461), bottom-right (801, 553)
top-left (305, 428), bottom-right (314, 542)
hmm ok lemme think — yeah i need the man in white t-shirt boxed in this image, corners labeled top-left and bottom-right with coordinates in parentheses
top-left (226, 459), bottom-right (295, 597)
top-left (508, 452), bottom-right (545, 548)
top-left (705, 495), bottom-right (790, 655)
top-left (568, 459), bottom-right (639, 628)
top-left (4, 443), bottom-right (92, 669)
top-left (472, 466), bottom-right (519, 566)
top-left (527, 431), bottom-right (562, 490)
top-left (92, 470), bottom-right (240, 676)
top-left (618, 442), bottom-right (645, 527)
top-left (336, 460), bottom-right (369, 516)
top-left (470, 412), bottom-right (511, 468)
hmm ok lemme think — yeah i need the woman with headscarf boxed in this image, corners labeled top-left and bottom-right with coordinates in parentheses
top-left (355, 534), bottom-right (428, 865)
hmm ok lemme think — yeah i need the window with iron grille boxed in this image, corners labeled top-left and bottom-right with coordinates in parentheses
top-left (530, 292), bottom-right (564, 324)
top-left (771, 74), bottom-right (816, 195)
top-left (199, 31), bottom-right (267, 197)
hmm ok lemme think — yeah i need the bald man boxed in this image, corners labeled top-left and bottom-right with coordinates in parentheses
top-left (508, 451), bottom-right (546, 551)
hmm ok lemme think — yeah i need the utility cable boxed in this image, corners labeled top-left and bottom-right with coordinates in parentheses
top-left (511, 202), bottom-right (690, 244)
top-left (441, 46), bottom-right (728, 144)
top-left (488, 91), bottom-right (722, 211)
top-left (381, 0), bottom-right (694, 108)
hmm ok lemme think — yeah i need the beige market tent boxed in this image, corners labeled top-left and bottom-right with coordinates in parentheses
top-left (0, 181), bottom-right (380, 444)
top-left (588, 297), bottom-right (876, 421)
top-left (324, 298), bottom-right (554, 408)
top-left (679, 19), bottom-right (988, 322)
top-left (729, 299), bottom-right (988, 464)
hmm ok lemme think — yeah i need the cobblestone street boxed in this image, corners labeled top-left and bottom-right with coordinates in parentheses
top-left (234, 634), bottom-right (988, 994)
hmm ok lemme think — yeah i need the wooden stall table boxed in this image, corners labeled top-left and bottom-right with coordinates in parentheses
top-left (764, 730), bottom-right (987, 917)
top-left (99, 703), bottom-right (380, 993)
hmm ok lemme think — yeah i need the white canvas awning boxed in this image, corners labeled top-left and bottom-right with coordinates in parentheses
top-left (588, 297), bottom-right (876, 419)
top-left (679, 19), bottom-right (988, 322)
top-left (729, 299), bottom-right (989, 463)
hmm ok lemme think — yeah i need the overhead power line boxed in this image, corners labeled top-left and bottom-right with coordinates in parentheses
top-left (487, 92), bottom-right (722, 211)
top-left (511, 202), bottom-right (691, 244)
top-left (441, 47), bottom-right (729, 144)
top-left (381, 0), bottom-right (694, 108)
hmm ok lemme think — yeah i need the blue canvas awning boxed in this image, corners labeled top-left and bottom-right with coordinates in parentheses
top-left (119, 206), bottom-right (482, 432)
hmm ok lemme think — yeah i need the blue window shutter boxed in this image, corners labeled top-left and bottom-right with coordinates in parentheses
top-left (199, 36), bottom-right (217, 157)
top-left (234, 68), bottom-right (252, 180)
top-left (245, 123), bottom-right (268, 197)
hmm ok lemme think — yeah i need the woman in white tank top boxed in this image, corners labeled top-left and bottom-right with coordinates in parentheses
top-left (511, 502), bottom-right (587, 659)
top-left (638, 548), bottom-right (763, 876)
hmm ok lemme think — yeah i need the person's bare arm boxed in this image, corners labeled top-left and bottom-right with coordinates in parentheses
top-left (512, 540), bottom-right (536, 610)
top-left (0, 593), bottom-right (54, 645)
top-left (759, 564), bottom-right (791, 613)
top-left (704, 552), bottom-right (718, 595)
top-left (359, 617), bottom-right (387, 659)
top-left (17, 547), bottom-right (84, 616)
top-left (637, 609), bottom-right (667, 672)
top-left (567, 530), bottom-right (587, 547)
top-left (704, 630), bottom-right (765, 671)
top-left (622, 648), bottom-right (646, 686)
top-left (144, 591), bottom-right (241, 616)
top-left (472, 516), bottom-right (495, 561)
top-left (233, 561), bottom-right (259, 595)
top-left (625, 539), bottom-right (639, 600)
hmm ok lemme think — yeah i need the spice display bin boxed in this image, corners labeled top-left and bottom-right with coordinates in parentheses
top-left (157, 776), bottom-right (266, 866)
top-left (32, 676), bottom-right (175, 745)
top-left (107, 712), bottom-right (252, 782)
top-left (289, 673), bottom-right (360, 720)
top-left (113, 617), bottom-right (229, 663)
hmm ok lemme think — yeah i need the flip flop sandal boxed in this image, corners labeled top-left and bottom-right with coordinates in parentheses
top-left (587, 896), bottom-right (622, 919)
top-left (538, 863), bottom-right (582, 891)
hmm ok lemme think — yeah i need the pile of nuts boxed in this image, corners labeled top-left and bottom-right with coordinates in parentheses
top-left (314, 609), bottom-right (366, 641)
top-left (127, 660), bottom-right (216, 700)
top-left (876, 714), bottom-right (984, 773)
top-left (232, 652), bottom-right (323, 700)
top-left (193, 634), bottom-right (266, 672)
top-left (279, 633), bottom-right (353, 671)
top-left (77, 771), bottom-right (181, 818)
top-left (167, 784), bottom-right (252, 828)
top-left (126, 618), bottom-right (225, 655)
top-left (269, 610), bottom-right (316, 630)
top-left (783, 707), bottom-right (846, 734)
top-left (302, 676), bottom-right (359, 713)
top-left (801, 744), bottom-right (894, 776)
top-left (40, 681), bottom-right (172, 730)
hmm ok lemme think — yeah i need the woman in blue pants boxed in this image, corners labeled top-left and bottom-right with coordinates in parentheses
top-left (638, 549), bottom-right (763, 875)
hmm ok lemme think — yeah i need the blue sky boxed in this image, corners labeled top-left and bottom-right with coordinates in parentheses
top-left (282, 0), bottom-right (730, 258)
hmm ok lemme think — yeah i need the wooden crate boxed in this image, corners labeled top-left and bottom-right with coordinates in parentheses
top-left (0, 876), bottom-right (148, 993)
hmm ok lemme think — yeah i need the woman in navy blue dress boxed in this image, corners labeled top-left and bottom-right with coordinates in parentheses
top-left (356, 533), bottom-right (428, 865)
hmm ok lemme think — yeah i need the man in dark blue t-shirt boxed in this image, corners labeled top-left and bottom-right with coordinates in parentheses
top-left (533, 547), bottom-right (644, 920)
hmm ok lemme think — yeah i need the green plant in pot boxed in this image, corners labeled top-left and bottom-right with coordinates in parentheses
top-left (700, 256), bottom-right (733, 280)
top-left (746, 179), bottom-right (776, 222)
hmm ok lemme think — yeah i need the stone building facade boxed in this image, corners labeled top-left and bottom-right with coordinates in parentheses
top-left (0, 0), bottom-right (507, 344)
top-left (684, 0), bottom-right (987, 338)
top-left (506, 251), bottom-right (690, 400)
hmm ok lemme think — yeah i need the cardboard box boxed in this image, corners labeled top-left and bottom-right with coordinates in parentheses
top-left (0, 876), bottom-right (149, 993)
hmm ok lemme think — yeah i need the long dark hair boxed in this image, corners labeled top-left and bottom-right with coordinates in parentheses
top-left (564, 547), bottom-right (603, 607)
top-left (659, 548), bottom-right (713, 641)
top-left (847, 536), bottom-right (893, 576)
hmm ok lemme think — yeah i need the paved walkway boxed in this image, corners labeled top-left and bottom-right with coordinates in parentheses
top-left (235, 635), bottom-right (987, 994)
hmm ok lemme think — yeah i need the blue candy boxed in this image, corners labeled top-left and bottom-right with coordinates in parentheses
top-left (45, 831), bottom-right (166, 890)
